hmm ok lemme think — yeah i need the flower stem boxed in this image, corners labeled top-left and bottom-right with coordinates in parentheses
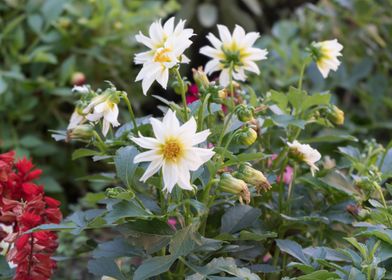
top-left (229, 61), bottom-right (235, 108)
top-left (121, 93), bottom-right (138, 133)
top-left (174, 68), bottom-right (189, 120)
top-left (92, 131), bottom-right (106, 152)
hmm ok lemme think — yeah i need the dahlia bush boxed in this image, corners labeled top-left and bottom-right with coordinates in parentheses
top-left (2, 16), bottom-right (392, 280)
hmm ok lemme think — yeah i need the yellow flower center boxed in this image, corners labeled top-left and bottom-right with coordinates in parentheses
top-left (154, 47), bottom-right (172, 63)
top-left (161, 138), bottom-right (183, 162)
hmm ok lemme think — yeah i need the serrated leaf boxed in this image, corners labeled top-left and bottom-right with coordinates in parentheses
top-left (134, 255), bottom-right (176, 280)
top-left (114, 146), bottom-right (139, 188)
top-left (221, 205), bottom-right (261, 234)
top-left (276, 239), bottom-right (310, 265)
top-left (104, 200), bottom-right (151, 224)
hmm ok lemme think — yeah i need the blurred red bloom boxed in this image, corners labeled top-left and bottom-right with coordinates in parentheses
top-left (0, 151), bottom-right (62, 280)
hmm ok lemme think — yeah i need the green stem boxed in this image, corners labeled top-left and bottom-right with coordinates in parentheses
top-left (229, 61), bottom-right (235, 108)
top-left (121, 93), bottom-right (138, 133)
top-left (287, 165), bottom-right (297, 215)
top-left (217, 111), bottom-right (235, 147)
top-left (374, 183), bottom-right (392, 226)
top-left (297, 61), bottom-right (307, 93)
top-left (92, 131), bottom-right (106, 152)
top-left (174, 68), bottom-right (189, 120)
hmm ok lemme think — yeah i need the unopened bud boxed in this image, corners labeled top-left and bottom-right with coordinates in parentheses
top-left (218, 89), bottom-right (228, 99)
top-left (236, 127), bottom-right (258, 146)
top-left (172, 80), bottom-right (189, 95)
top-left (58, 17), bottom-right (71, 29)
top-left (192, 67), bottom-right (209, 90)
top-left (235, 163), bottom-right (271, 192)
top-left (67, 124), bottom-right (94, 141)
top-left (327, 105), bottom-right (344, 125)
top-left (71, 72), bottom-right (86, 86)
top-left (219, 173), bottom-right (250, 204)
top-left (236, 105), bottom-right (254, 122)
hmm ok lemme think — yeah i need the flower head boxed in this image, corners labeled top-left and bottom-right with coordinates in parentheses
top-left (134, 17), bottom-right (194, 94)
top-left (287, 140), bottom-right (321, 176)
top-left (200, 24), bottom-right (268, 86)
top-left (132, 109), bottom-right (214, 193)
top-left (84, 93), bottom-right (120, 136)
top-left (310, 39), bottom-right (343, 78)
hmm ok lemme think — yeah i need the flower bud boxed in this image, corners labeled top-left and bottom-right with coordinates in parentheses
top-left (192, 67), bottom-right (209, 90)
top-left (71, 72), bottom-right (86, 86)
top-left (67, 124), bottom-right (94, 142)
top-left (236, 105), bottom-right (254, 122)
top-left (218, 89), bottom-right (228, 99)
top-left (236, 127), bottom-right (257, 146)
top-left (327, 105), bottom-right (344, 125)
top-left (219, 173), bottom-right (250, 204)
top-left (235, 163), bottom-right (271, 192)
top-left (172, 80), bottom-right (189, 95)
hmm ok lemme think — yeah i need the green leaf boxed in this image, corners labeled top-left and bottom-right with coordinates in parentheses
top-left (356, 228), bottom-right (392, 246)
top-left (297, 270), bottom-right (340, 280)
top-left (115, 146), bottom-right (139, 188)
top-left (92, 237), bottom-right (140, 259)
top-left (347, 267), bottom-right (366, 280)
top-left (105, 200), bottom-right (151, 224)
top-left (170, 223), bottom-right (202, 257)
top-left (117, 220), bottom-right (174, 254)
top-left (186, 257), bottom-right (260, 280)
top-left (239, 230), bottom-right (277, 241)
top-left (36, 176), bottom-right (62, 193)
top-left (19, 135), bottom-right (43, 148)
top-left (27, 14), bottom-right (43, 34)
top-left (0, 256), bottom-right (12, 278)
top-left (88, 257), bottom-right (126, 280)
top-left (72, 148), bottom-right (101, 160)
top-left (134, 255), bottom-right (176, 280)
top-left (0, 76), bottom-right (8, 95)
top-left (221, 205), bottom-right (261, 234)
top-left (268, 90), bottom-right (288, 110)
top-left (41, 0), bottom-right (67, 23)
top-left (270, 114), bottom-right (306, 129)
top-left (276, 239), bottom-right (310, 265)
top-left (302, 133), bottom-right (357, 143)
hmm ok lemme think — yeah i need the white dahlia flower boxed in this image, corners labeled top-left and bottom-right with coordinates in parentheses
top-left (132, 109), bottom-right (215, 193)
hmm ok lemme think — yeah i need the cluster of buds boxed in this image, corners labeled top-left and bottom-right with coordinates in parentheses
top-left (218, 163), bottom-right (271, 204)
top-left (0, 151), bottom-right (62, 280)
top-left (235, 163), bottom-right (271, 192)
top-left (235, 104), bottom-right (255, 122)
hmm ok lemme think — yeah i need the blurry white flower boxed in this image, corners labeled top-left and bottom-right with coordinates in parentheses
top-left (84, 94), bottom-right (120, 136)
top-left (200, 24), bottom-right (268, 86)
top-left (287, 140), bottom-right (321, 176)
top-left (67, 110), bottom-right (84, 130)
top-left (132, 109), bottom-right (214, 193)
top-left (311, 39), bottom-right (343, 78)
top-left (134, 17), bottom-right (194, 95)
top-left (72, 85), bottom-right (89, 94)
top-left (0, 224), bottom-right (16, 269)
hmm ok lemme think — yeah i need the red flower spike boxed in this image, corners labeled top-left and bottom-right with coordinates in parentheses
top-left (0, 151), bottom-right (62, 280)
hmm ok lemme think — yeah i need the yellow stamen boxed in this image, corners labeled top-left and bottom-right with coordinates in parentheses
top-left (154, 47), bottom-right (172, 63)
top-left (161, 138), bottom-right (183, 162)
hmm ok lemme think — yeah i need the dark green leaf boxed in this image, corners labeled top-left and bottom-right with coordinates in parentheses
top-left (221, 205), bottom-right (261, 234)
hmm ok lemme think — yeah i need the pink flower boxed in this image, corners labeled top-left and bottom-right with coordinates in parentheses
top-left (268, 154), bottom-right (294, 185)
top-left (167, 218), bottom-right (177, 230)
top-left (186, 84), bottom-right (199, 105)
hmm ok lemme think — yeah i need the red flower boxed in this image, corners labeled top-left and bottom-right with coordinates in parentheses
top-left (0, 151), bottom-right (62, 280)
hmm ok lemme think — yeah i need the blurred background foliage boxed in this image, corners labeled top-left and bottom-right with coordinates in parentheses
top-left (1, 0), bottom-right (392, 277)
